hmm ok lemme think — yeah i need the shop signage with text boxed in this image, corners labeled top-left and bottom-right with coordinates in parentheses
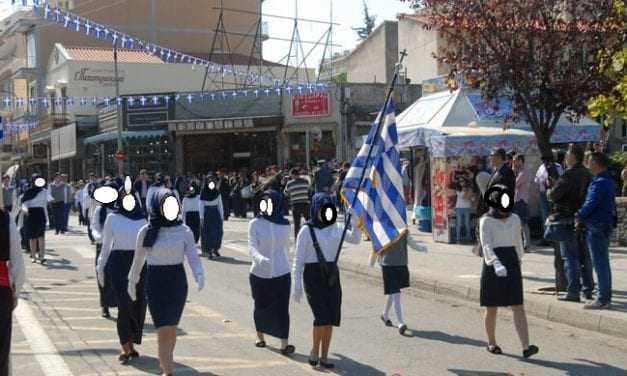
top-left (73, 68), bottom-right (125, 87)
top-left (291, 92), bottom-right (330, 118)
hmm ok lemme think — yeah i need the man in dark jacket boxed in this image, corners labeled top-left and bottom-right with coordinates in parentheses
top-left (576, 152), bottom-right (617, 310)
top-left (314, 160), bottom-right (334, 194)
top-left (548, 144), bottom-right (594, 302)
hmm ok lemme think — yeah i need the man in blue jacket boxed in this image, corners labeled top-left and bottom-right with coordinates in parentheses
top-left (576, 152), bottom-right (617, 310)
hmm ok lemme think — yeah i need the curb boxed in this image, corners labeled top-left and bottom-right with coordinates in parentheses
top-left (337, 257), bottom-right (627, 340)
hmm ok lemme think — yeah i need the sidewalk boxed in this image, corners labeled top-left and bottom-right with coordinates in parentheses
top-left (336, 218), bottom-right (627, 340)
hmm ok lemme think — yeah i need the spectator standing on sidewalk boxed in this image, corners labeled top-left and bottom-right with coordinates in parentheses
top-left (535, 157), bottom-right (564, 239)
top-left (49, 173), bottom-right (66, 235)
top-left (285, 168), bottom-right (311, 240)
top-left (512, 155), bottom-right (531, 251)
top-left (133, 170), bottom-right (152, 211)
top-left (314, 160), bottom-right (334, 194)
top-left (576, 152), bottom-right (617, 310)
top-left (548, 144), bottom-right (594, 302)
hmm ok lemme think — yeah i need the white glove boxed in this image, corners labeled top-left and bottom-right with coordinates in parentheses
top-left (493, 260), bottom-right (508, 277)
top-left (368, 252), bottom-right (377, 267)
top-left (127, 283), bottom-right (137, 302)
top-left (196, 273), bottom-right (205, 292)
top-left (96, 269), bottom-right (105, 288)
top-left (293, 289), bottom-right (303, 304)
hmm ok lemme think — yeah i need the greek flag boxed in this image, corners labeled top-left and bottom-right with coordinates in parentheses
top-left (341, 97), bottom-right (408, 253)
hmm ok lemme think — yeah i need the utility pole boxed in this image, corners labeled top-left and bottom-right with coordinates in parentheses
top-left (113, 44), bottom-right (123, 177)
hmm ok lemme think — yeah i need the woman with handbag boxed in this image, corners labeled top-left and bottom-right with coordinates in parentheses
top-left (248, 190), bottom-right (295, 355)
top-left (480, 185), bottom-right (539, 358)
top-left (0, 206), bottom-right (25, 376)
top-left (292, 193), bottom-right (360, 369)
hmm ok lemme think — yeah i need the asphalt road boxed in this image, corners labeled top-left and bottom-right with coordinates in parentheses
top-left (10, 217), bottom-right (627, 376)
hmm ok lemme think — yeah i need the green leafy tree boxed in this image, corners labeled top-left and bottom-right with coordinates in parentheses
top-left (400, 0), bottom-right (626, 159)
top-left (588, 1), bottom-right (627, 130)
top-left (352, 1), bottom-right (377, 41)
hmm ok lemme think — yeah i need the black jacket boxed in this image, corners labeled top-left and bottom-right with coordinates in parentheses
top-left (548, 164), bottom-right (592, 218)
top-left (487, 164), bottom-right (516, 195)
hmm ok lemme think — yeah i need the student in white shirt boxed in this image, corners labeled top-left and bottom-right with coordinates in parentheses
top-left (181, 182), bottom-right (201, 243)
top-left (199, 174), bottom-right (224, 259)
top-left (248, 190), bottom-right (295, 355)
top-left (91, 181), bottom-right (119, 318)
top-left (97, 186), bottom-right (148, 364)
top-left (479, 185), bottom-right (538, 358)
top-left (21, 174), bottom-right (51, 264)
top-left (292, 192), bottom-right (360, 369)
top-left (128, 189), bottom-right (204, 376)
top-left (0, 206), bottom-right (25, 376)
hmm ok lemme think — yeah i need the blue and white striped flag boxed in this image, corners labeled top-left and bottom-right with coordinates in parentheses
top-left (341, 97), bottom-right (408, 254)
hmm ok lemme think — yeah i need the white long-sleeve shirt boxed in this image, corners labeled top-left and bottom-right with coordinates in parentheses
top-left (128, 224), bottom-right (204, 287)
top-left (248, 217), bottom-right (291, 279)
top-left (7, 217), bottom-right (25, 293)
top-left (479, 214), bottom-right (525, 266)
top-left (200, 195), bottom-right (224, 221)
top-left (90, 206), bottom-right (114, 244)
top-left (21, 189), bottom-right (51, 224)
top-left (96, 213), bottom-right (148, 276)
top-left (534, 163), bottom-right (564, 193)
top-left (182, 196), bottom-right (201, 216)
top-left (292, 221), bottom-right (361, 294)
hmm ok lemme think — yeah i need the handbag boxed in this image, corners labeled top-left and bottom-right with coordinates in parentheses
top-left (240, 184), bottom-right (254, 199)
top-left (307, 225), bottom-right (338, 287)
top-left (543, 217), bottom-right (575, 242)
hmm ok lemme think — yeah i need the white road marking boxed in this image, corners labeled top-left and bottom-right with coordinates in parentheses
top-left (14, 300), bottom-right (74, 376)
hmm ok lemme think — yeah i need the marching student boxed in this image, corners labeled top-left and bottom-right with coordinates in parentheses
top-left (181, 182), bottom-right (201, 243)
top-left (372, 232), bottom-right (409, 335)
top-left (128, 189), bottom-right (204, 376)
top-left (96, 184), bottom-right (148, 364)
top-left (480, 184), bottom-right (539, 358)
top-left (248, 190), bottom-right (295, 355)
top-left (0, 204), bottom-right (25, 376)
top-left (292, 192), bottom-right (361, 369)
top-left (91, 181), bottom-right (119, 318)
top-left (21, 174), bottom-right (51, 264)
top-left (82, 173), bottom-right (99, 244)
top-left (200, 173), bottom-right (224, 259)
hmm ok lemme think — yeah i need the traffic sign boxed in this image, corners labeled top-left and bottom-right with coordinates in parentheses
top-left (114, 150), bottom-right (125, 161)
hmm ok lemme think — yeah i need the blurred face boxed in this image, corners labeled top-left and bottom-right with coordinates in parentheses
top-left (588, 159), bottom-right (604, 175)
top-left (488, 154), bottom-right (501, 169)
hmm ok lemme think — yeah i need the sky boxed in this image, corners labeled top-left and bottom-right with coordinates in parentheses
top-left (0, 0), bottom-right (413, 67)
top-left (262, 0), bottom-right (413, 68)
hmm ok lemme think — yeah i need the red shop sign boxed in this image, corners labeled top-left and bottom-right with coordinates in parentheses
top-left (291, 92), bottom-right (330, 118)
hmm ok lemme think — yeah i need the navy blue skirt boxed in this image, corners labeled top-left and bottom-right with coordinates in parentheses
top-left (185, 212), bottom-right (201, 243)
top-left (146, 264), bottom-right (188, 328)
top-left (201, 206), bottom-right (223, 253)
top-left (249, 273), bottom-right (291, 339)
top-left (304, 263), bottom-right (342, 327)
top-left (24, 207), bottom-right (46, 239)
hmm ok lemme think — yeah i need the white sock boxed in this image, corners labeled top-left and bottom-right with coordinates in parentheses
top-left (392, 293), bottom-right (405, 327)
top-left (383, 295), bottom-right (393, 321)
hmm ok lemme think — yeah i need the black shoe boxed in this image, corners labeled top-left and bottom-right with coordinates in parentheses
top-left (101, 308), bottom-right (111, 318)
top-left (487, 345), bottom-right (502, 355)
top-left (213, 249), bottom-right (221, 257)
top-left (118, 353), bottom-right (130, 364)
top-left (380, 315), bottom-right (392, 327)
top-left (280, 345), bottom-right (295, 356)
top-left (255, 341), bottom-right (266, 348)
top-left (320, 359), bottom-right (335, 369)
top-left (128, 350), bottom-right (139, 359)
top-left (583, 292), bottom-right (593, 300)
top-left (399, 324), bottom-right (408, 335)
top-left (308, 352), bottom-right (319, 367)
top-left (558, 295), bottom-right (581, 303)
top-left (523, 345), bottom-right (539, 358)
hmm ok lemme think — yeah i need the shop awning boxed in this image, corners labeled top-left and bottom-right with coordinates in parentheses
top-left (84, 130), bottom-right (167, 145)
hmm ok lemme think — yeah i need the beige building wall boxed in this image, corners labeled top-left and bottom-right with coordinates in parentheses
top-left (346, 21), bottom-right (398, 84)
top-left (397, 16), bottom-right (447, 84)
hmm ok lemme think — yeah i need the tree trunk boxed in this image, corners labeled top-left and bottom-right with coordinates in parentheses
top-left (535, 126), bottom-right (554, 161)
